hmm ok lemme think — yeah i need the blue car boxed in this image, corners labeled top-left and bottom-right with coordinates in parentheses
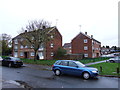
top-left (52, 60), bottom-right (99, 79)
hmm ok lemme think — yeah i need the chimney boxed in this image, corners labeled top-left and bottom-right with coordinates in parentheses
top-left (91, 35), bottom-right (93, 38)
top-left (42, 26), bottom-right (46, 29)
top-left (85, 32), bottom-right (87, 35)
top-left (25, 30), bottom-right (27, 33)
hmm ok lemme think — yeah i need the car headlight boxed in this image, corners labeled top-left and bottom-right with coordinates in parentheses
top-left (92, 71), bottom-right (97, 73)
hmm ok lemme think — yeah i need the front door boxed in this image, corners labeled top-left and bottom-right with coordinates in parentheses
top-left (24, 52), bottom-right (29, 58)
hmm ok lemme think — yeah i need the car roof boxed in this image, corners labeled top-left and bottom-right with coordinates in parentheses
top-left (57, 60), bottom-right (77, 62)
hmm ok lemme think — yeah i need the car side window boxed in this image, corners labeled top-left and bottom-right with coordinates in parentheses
top-left (68, 61), bottom-right (78, 67)
top-left (59, 61), bottom-right (68, 66)
top-left (5, 57), bottom-right (11, 61)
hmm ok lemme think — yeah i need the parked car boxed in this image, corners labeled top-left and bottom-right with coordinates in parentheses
top-left (52, 60), bottom-right (99, 80)
top-left (2, 57), bottom-right (23, 67)
top-left (0, 56), bottom-right (3, 61)
top-left (106, 56), bottom-right (120, 63)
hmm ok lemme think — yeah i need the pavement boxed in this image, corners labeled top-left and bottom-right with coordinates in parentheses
top-left (0, 59), bottom-right (115, 89)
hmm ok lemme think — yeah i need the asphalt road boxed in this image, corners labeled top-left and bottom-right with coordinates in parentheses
top-left (1, 64), bottom-right (119, 88)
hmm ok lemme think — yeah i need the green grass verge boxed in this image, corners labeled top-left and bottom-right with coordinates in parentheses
top-left (77, 57), bottom-right (110, 64)
top-left (21, 57), bottom-right (110, 66)
top-left (89, 62), bottom-right (120, 76)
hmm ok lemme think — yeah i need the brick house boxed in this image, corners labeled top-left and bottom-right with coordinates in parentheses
top-left (12, 26), bottom-right (62, 60)
top-left (63, 43), bottom-right (72, 54)
top-left (71, 32), bottom-right (101, 58)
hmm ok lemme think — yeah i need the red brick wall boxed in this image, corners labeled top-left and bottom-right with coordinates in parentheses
top-left (72, 33), bottom-right (92, 58)
top-left (46, 28), bottom-right (62, 60)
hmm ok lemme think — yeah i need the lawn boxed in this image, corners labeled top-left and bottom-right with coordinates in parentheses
top-left (89, 62), bottom-right (120, 76)
top-left (21, 57), bottom-right (110, 66)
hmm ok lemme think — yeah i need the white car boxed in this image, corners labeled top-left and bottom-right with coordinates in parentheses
top-left (0, 56), bottom-right (3, 61)
top-left (106, 57), bottom-right (120, 63)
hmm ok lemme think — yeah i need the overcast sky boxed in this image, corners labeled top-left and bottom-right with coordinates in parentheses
top-left (0, 0), bottom-right (119, 47)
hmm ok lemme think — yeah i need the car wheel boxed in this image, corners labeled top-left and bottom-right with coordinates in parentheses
top-left (82, 72), bottom-right (90, 80)
top-left (55, 70), bottom-right (61, 76)
top-left (8, 63), bottom-right (12, 67)
top-left (110, 60), bottom-right (115, 63)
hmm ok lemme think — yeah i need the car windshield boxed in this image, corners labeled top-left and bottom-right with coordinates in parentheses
top-left (75, 61), bottom-right (85, 67)
top-left (11, 57), bottom-right (21, 61)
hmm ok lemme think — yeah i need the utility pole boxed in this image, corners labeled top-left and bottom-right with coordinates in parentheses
top-left (79, 25), bottom-right (82, 32)
top-left (55, 19), bottom-right (58, 27)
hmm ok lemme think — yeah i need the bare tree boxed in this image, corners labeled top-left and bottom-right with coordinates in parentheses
top-left (20, 20), bottom-right (54, 61)
top-left (1, 33), bottom-right (12, 56)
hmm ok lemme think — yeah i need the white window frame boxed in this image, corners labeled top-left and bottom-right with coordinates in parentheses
top-left (51, 52), bottom-right (54, 57)
top-left (20, 45), bottom-right (24, 49)
top-left (14, 45), bottom-right (18, 49)
top-left (50, 43), bottom-right (54, 48)
top-left (84, 39), bottom-right (88, 43)
top-left (20, 52), bottom-right (24, 56)
top-left (84, 46), bottom-right (88, 50)
top-left (25, 45), bottom-right (28, 48)
top-left (84, 54), bottom-right (88, 57)
top-left (31, 52), bottom-right (35, 56)
top-left (14, 39), bottom-right (18, 44)
top-left (51, 35), bottom-right (54, 38)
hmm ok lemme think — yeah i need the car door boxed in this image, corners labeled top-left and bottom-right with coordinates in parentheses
top-left (67, 61), bottom-right (81, 76)
top-left (3, 57), bottom-right (11, 66)
top-left (58, 61), bottom-right (69, 74)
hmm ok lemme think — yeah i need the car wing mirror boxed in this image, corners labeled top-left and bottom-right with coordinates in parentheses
top-left (76, 66), bottom-right (79, 68)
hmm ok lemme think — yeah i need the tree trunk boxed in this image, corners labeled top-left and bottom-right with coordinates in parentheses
top-left (34, 50), bottom-right (37, 62)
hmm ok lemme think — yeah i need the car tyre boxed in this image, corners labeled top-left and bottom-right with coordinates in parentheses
top-left (82, 72), bottom-right (90, 80)
top-left (55, 70), bottom-right (61, 76)
top-left (110, 60), bottom-right (115, 63)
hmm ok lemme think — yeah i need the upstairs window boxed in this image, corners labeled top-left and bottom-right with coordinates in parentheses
top-left (84, 46), bottom-right (88, 50)
top-left (84, 54), bottom-right (88, 57)
top-left (14, 45), bottom-right (18, 49)
top-left (51, 52), bottom-right (54, 56)
top-left (84, 39), bottom-right (88, 43)
top-left (20, 45), bottom-right (24, 49)
top-left (50, 43), bottom-right (54, 48)
top-left (14, 39), bottom-right (18, 44)
top-left (51, 35), bottom-right (54, 39)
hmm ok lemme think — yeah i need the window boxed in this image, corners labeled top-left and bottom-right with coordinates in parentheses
top-left (25, 46), bottom-right (28, 48)
top-left (51, 35), bottom-right (54, 38)
top-left (20, 45), bottom-right (24, 49)
top-left (69, 61), bottom-right (77, 67)
top-left (20, 38), bottom-right (23, 41)
top-left (84, 54), bottom-right (88, 57)
top-left (14, 45), bottom-right (18, 49)
top-left (14, 52), bottom-right (18, 57)
top-left (20, 52), bottom-right (24, 56)
top-left (39, 44), bottom-right (44, 50)
top-left (50, 43), bottom-right (54, 48)
top-left (51, 52), bottom-right (54, 56)
top-left (84, 39), bottom-right (88, 43)
top-left (60, 61), bottom-right (68, 66)
top-left (14, 39), bottom-right (18, 44)
top-left (31, 52), bottom-right (35, 56)
top-left (31, 45), bottom-right (34, 48)
top-left (84, 46), bottom-right (88, 50)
